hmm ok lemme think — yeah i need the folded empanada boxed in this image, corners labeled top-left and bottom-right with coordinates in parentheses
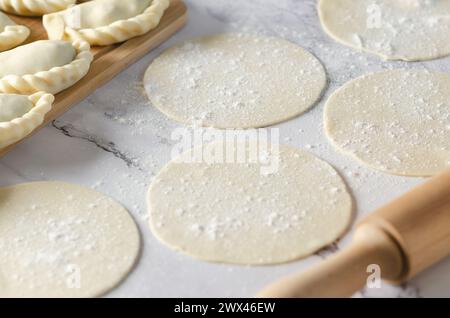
top-left (0, 39), bottom-right (93, 94)
top-left (43, 0), bottom-right (170, 46)
top-left (0, 0), bottom-right (75, 16)
top-left (0, 11), bottom-right (30, 52)
top-left (0, 92), bottom-right (54, 149)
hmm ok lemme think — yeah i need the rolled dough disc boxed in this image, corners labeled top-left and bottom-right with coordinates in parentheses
top-left (325, 69), bottom-right (450, 177)
top-left (319, 0), bottom-right (450, 61)
top-left (144, 33), bottom-right (327, 128)
top-left (147, 143), bottom-right (353, 265)
top-left (0, 182), bottom-right (140, 298)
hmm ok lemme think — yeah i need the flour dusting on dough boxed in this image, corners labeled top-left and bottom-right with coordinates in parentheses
top-left (144, 33), bottom-right (327, 128)
top-left (319, 0), bottom-right (450, 61)
top-left (0, 182), bottom-right (140, 298)
top-left (148, 144), bottom-right (352, 265)
top-left (325, 69), bottom-right (450, 176)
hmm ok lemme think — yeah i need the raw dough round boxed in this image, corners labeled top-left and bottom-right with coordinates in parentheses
top-left (324, 69), bottom-right (450, 177)
top-left (319, 0), bottom-right (450, 61)
top-left (147, 143), bottom-right (352, 265)
top-left (0, 182), bottom-right (140, 298)
top-left (144, 33), bottom-right (327, 128)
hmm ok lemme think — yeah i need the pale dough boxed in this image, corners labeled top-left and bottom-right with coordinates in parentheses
top-left (318, 0), bottom-right (450, 61)
top-left (0, 94), bottom-right (33, 122)
top-left (0, 40), bottom-right (75, 78)
top-left (0, 0), bottom-right (75, 16)
top-left (0, 40), bottom-right (93, 95)
top-left (0, 11), bottom-right (30, 52)
top-left (148, 143), bottom-right (352, 265)
top-left (0, 182), bottom-right (140, 298)
top-left (0, 11), bottom-right (13, 31)
top-left (144, 33), bottom-right (327, 128)
top-left (324, 69), bottom-right (450, 177)
top-left (43, 0), bottom-right (170, 46)
top-left (0, 92), bottom-right (53, 149)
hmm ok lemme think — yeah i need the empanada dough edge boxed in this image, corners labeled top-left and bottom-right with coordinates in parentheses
top-left (0, 25), bottom-right (30, 52)
top-left (0, 39), bottom-right (93, 95)
top-left (0, 92), bottom-right (54, 149)
top-left (43, 0), bottom-right (170, 46)
top-left (0, 0), bottom-right (76, 17)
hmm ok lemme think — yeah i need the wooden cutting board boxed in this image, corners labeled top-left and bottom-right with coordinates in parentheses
top-left (0, 0), bottom-right (187, 157)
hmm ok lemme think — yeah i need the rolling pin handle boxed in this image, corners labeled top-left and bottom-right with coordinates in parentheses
top-left (258, 224), bottom-right (405, 298)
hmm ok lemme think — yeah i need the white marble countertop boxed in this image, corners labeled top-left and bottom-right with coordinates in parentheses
top-left (1, 0), bottom-right (449, 298)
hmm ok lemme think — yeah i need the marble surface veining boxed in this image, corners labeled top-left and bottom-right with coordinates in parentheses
top-left (1, 0), bottom-right (449, 298)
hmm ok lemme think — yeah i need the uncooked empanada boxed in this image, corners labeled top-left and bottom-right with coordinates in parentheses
top-left (0, 11), bottom-right (30, 52)
top-left (0, 0), bottom-right (75, 16)
top-left (0, 39), bottom-right (93, 94)
top-left (43, 0), bottom-right (170, 46)
top-left (0, 92), bottom-right (54, 149)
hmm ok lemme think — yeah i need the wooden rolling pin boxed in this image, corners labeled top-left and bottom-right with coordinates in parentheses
top-left (258, 169), bottom-right (450, 298)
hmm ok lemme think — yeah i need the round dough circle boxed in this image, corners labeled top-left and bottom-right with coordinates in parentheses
top-left (0, 182), bottom-right (140, 298)
top-left (319, 0), bottom-right (450, 61)
top-left (325, 69), bottom-right (450, 177)
top-left (144, 33), bottom-right (327, 128)
top-left (147, 143), bottom-right (352, 265)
